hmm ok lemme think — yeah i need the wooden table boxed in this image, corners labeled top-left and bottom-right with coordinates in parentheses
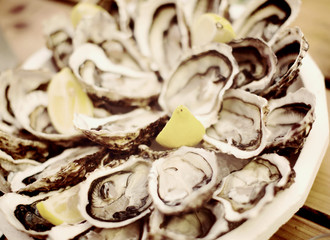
top-left (0, 0), bottom-right (329, 239)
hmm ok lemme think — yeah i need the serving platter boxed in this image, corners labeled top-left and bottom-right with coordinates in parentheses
top-left (0, 39), bottom-right (328, 239)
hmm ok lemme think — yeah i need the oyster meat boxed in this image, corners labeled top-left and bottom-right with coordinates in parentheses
top-left (148, 146), bottom-right (219, 214)
top-left (78, 156), bottom-right (152, 228)
top-left (158, 43), bottom-right (238, 127)
top-left (203, 89), bottom-right (269, 159)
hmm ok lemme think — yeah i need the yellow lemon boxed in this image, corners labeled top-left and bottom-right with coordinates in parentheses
top-left (156, 105), bottom-right (205, 148)
top-left (191, 13), bottom-right (236, 46)
top-left (47, 67), bottom-right (93, 134)
top-left (36, 186), bottom-right (84, 225)
top-left (70, 2), bottom-right (105, 28)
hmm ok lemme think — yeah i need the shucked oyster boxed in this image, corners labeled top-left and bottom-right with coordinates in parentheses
top-left (74, 108), bottom-right (168, 153)
top-left (74, 11), bottom-right (150, 72)
top-left (203, 89), bottom-right (269, 159)
top-left (158, 43), bottom-right (238, 128)
top-left (213, 153), bottom-right (294, 222)
top-left (261, 26), bottom-right (309, 99)
top-left (69, 43), bottom-right (162, 107)
top-left (148, 147), bottom-right (219, 214)
top-left (265, 88), bottom-right (315, 156)
top-left (134, 0), bottom-right (188, 79)
top-left (229, 37), bottom-right (277, 94)
top-left (78, 156), bottom-right (152, 228)
top-left (233, 0), bottom-right (301, 44)
top-left (148, 201), bottom-right (229, 240)
top-left (2, 69), bottom-right (84, 145)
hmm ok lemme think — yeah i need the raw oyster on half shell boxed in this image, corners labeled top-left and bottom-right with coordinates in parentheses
top-left (148, 146), bottom-right (219, 214)
top-left (229, 37), bottom-right (277, 93)
top-left (233, 0), bottom-right (301, 44)
top-left (158, 43), bottom-right (238, 128)
top-left (69, 43), bottom-right (162, 107)
top-left (74, 108), bottom-right (168, 153)
top-left (213, 153), bottom-right (294, 222)
top-left (78, 156), bottom-right (152, 228)
top-left (203, 89), bottom-right (269, 159)
top-left (148, 201), bottom-right (229, 240)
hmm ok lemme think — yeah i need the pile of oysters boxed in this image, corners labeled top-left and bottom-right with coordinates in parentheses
top-left (0, 0), bottom-right (317, 239)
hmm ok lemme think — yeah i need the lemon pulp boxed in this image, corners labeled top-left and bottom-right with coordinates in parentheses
top-left (192, 13), bottom-right (236, 46)
top-left (47, 67), bottom-right (93, 134)
top-left (156, 105), bottom-right (205, 148)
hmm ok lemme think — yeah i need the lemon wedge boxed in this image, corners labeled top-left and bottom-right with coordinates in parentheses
top-left (156, 105), bottom-right (205, 148)
top-left (47, 67), bottom-right (93, 134)
top-left (71, 2), bottom-right (106, 28)
top-left (191, 13), bottom-right (236, 46)
top-left (36, 186), bottom-right (84, 225)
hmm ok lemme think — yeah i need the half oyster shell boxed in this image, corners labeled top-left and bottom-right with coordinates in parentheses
top-left (69, 43), bottom-right (162, 107)
top-left (158, 43), bottom-right (238, 128)
top-left (78, 156), bottom-right (152, 228)
top-left (148, 201), bottom-right (229, 240)
top-left (203, 89), bottom-right (269, 159)
top-left (213, 153), bottom-right (294, 222)
top-left (74, 108), bottom-right (168, 153)
top-left (148, 146), bottom-right (219, 214)
top-left (265, 88), bottom-right (315, 156)
top-left (261, 26), bottom-right (309, 99)
top-left (233, 0), bottom-right (301, 44)
top-left (229, 37), bottom-right (277, 94)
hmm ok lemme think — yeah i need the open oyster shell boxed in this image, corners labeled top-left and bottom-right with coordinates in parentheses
top-left (74, 11), bottom-right (150, 72)
top-left (158, 43), bottom-right (238, 128)
top-left (213, 153), bottom-right (294, 222)
top-left (134, 0), bottom-right (188, 79)
top-left (148, 201), bottom-right (229, 240)
top-left (229, 37), bottom-right (277, 94)
top-left (2, 69), bottom-right (85, 146)
top-left (69, 43), bottom-right (162, 107)
top-left (261, 26), bottom-right (309, 99)
top-left (233, 0), bottom-right (301, 44)
top-left (203, 89), bottom-right (269, 159)
top-left (265, 88), bottom-right (315, 155)
top-left (148, 146), bottom-right (219, 214)
top-left (78, 156), bottom-right (152, 228)
top-left (74, 108), bottom-right (168, 153)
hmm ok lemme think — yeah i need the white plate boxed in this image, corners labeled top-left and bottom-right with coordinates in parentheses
top-left (2, 48), bottom-right (329, 240)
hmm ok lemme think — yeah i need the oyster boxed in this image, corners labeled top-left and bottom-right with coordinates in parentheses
top-left (3, 69), bottom-right (84, 145)
top-left (74, 11), bottom-right (150, 72)
top-left (134, 0), bottom-right (188, 79)
top-left (158, 43), bottom-right (238, 127)
top-left (78, 156), bottom-right (152, 228)
top-left (0, 192), bottom-right (54, 238)
top-left (10, 146), bottom-right (107, 196)
top-left (0, 150), bottom-right (39, 195)
top-left (44, 15), bottom-right (74, 70)
top-left (148, 201), bottom-right (229, 240)
top-left (74, 108), bottom-right (168, 153)
top-left (69, 43), bottom-right (162, 107)
top-left (233, 0), bottom-right (301, 44)
top-left (203, 89), bottom-right (269, 159)
top-left (148, 146), bottom-right (219, 214)
top-left (213, 153), bottom-right (294, 222)
top-left (48, 220), bottom-right (144, 240)
top-left (229, 37), bottom-right (277, 93)
top-left (265, 88), bottom-right (315, 156)
top-left (261, 27), bottom-right (309, 99)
